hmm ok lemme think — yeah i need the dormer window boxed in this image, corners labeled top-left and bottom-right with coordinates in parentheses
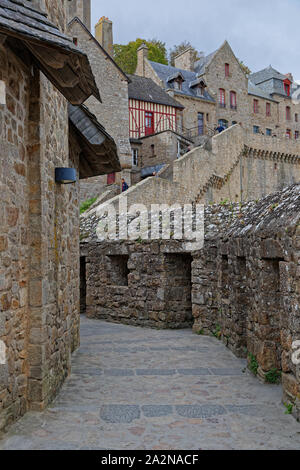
top-left (167, 72), bottom-right (185, 92)
top-left (189, 78), bottom-right (207, 97)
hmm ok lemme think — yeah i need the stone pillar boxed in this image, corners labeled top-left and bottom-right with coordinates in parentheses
top-left (95, 17), bottom-right (114, 57)
top-left (136, 44), bottom-right (149, 77)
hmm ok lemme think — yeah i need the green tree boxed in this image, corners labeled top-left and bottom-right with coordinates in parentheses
top-left (169, 41), bottom-right (201, 66)
top-left (113, 38), bottom-right (168, 75)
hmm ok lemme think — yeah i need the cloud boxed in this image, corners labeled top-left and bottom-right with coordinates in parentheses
top-left (91, 0), bottom-right (300, 78)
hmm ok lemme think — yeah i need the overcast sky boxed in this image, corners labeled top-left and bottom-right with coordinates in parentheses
top-left (91, 0), bottom-right (300, 79)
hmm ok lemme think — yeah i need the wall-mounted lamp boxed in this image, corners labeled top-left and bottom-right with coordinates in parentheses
top-left (55, 168), bottom-right (77, 184)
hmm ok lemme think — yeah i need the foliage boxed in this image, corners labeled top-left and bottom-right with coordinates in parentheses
top-left (113, 38), bottom-right (168, 74)
top-left (80, 197), bottom-right (97, 214)
top-left (265, 369), bottom-right (281, 384)
top-left (213, 324), bottom-right (222, 340)
top-left (196, 329), bottom-right (205, 336)
top-left (169, 41), bottom-right (201, 66)
top-left (284, 402), bottom-right (294, 415)
top-left (239, 59), bottom-right (251, 76)
top-left (248, 353), bottom-right (259, 376)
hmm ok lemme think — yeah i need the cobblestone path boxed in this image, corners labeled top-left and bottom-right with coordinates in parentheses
top-left (1, 317), bottom-right (300, 450)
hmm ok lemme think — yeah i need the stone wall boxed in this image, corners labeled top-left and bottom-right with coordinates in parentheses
top-left (192, 184), bottom-right (300, 421)
top-left (0, 1), bottom-right (81, 433)
top-left (81, 241), bottom-right (193, 329)
top-left (67, 20), bottom-right (131, 170)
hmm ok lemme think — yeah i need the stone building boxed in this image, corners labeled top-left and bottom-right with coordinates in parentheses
top-left (136, 41), bottom-right (300, 141)
top-left (0, 0), bottom-right (120, 433)
top-left (128, 74), bottom-right (191, 180)
top-left (67, 8), bottom-right (132, 198)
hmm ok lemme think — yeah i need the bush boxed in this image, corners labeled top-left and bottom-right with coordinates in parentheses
top-left (80, 197), bottom-right (97, 214)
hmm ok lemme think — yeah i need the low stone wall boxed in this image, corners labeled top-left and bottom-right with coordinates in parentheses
top-left (81, 241), bottom-right (193, 329)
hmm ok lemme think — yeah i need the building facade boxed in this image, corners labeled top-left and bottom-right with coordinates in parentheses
top-left (136, 41), bottom-right (300, 142)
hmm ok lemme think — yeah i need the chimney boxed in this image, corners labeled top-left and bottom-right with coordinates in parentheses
top-left (136, 43), bottom-right (149, 77)
top-left (174, 47), bottom-right (195, 71)
top-left (95, 17), bottom-right (113, 57)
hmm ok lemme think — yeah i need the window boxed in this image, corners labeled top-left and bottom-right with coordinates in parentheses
top-left (295, 131), bottom-right (299, 140)
top-left (132, 148), bottom-right (138, 166)
top-left (230, 91), bottom-right (237, 110)
top-left (219, 89), bottom-right (226, 108)
top-left (286, 129), bottom-right (291, 139)
top-left (253, 99), bottom-right (259, 113)
top-left (286, 106), bottom-right (291, 121)
top-left (266, 128), bottom-right (272, 136)
top-left (73, 37), bottom-right (78, 46)
top-left (198, 112), bottom-right (204, 135)
top-left (145, 112), bottom-right (154, 136)
top-left (295, 114), bottom-right (298, 123)
top-left (284, 81), bottom-right (290, 96)
top-left (266, 103), bottom-right (271, 116)
top-left (151, 144), bottom-right (155, 157)
top-left (225, 63), bottom-right (230, 77)
top-left (253, 125), bottom-right (259, 134)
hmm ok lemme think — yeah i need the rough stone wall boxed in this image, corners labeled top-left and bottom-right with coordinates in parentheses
top-left (67, 21), bottom-right (131, 170)
top-left (0, 1), bottom-right (81, 433)
top-left (171, 94), bottom-right (216, 136)
top-left (192, 185), bottom-right (300, 421)
top-left (81, 241), bottom-right (193, 329)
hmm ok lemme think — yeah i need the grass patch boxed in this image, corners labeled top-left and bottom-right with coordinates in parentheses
top-left (248, 353), bottom-right (259, 376)
top-left (80, 197), bottom-right (97, 214)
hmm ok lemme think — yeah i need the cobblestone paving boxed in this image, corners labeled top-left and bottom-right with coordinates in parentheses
top-left (1, 318), bottom-right (300, 450)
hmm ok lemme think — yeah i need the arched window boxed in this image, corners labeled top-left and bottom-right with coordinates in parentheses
top-left (219, 89), bottom-right (226, 107)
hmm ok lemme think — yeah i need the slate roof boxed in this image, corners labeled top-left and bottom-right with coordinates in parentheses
top-left (69, 104), bottom-right (121, 179)
top-left (0, 0), bottom-right (100, 104)
top-left (128, 74), bottom-right (184, 109)
top-left (250, 66), bottom-right (287, 85)
top-left (148, 61), bottom-right (215, 102)
top-left (248, 80), bottom-right (278, 103)
top-left (194, 50), bottom-right (218, 76)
